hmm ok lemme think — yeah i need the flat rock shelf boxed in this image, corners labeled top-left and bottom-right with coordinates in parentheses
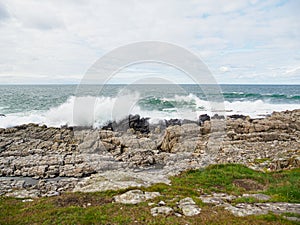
top-left (0, 109), bottom-right (299, 198)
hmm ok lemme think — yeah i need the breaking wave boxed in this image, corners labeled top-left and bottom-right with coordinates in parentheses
top-left (0, 93), bottom-right (299, 128)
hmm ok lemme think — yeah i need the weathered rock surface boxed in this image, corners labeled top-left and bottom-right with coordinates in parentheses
top-left (151, 206), bottom-right (174, 216)
top-left (200, 192), bottom-right (300, 218)
top-left (178, 197), bottom-right (201, 216)
top-left (224, 202), bottom-right (300, 217)
top-left (0, 109), bottom-right (299, 198)
top-left (113, 189), bottom-right (160, 204)
top-left (200, 192), bottom-right (237, 205)
top-left (73, 170), bottom-right (170, 193)
top-left (242, 193), bottom-right (271, 201)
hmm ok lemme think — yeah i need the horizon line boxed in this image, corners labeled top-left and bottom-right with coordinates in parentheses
top-left (0, 83), bottom-right (300, 86)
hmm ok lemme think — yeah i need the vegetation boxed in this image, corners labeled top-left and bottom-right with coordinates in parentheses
top-left (0, 164), bottom-right (299, 224)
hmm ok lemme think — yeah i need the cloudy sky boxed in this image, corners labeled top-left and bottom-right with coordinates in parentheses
top-left (0, 0), bottom-right (299, 84)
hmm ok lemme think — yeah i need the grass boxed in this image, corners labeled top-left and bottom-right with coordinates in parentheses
top-left (0, 164), bottom-right (299, 225)
top-left (253, 158), bottom-right (270, 164)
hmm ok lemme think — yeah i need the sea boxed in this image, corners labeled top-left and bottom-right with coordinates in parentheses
top-left (0, 84), bottom-right (299, 128)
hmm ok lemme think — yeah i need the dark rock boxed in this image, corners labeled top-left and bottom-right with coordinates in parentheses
top-left (165, 119), bottom-right (181, 127)
top-left (102, 121), bottom-right (115, 131)
top-left (181, 119), bottom-right (198, 125)
top-left (211, 114), bottom-right (225, 120)
top-left (0, 114), bottom-right (6, 117)
top-left (199, 114), bottom-right (210, 125)
top-left (229, 114), bottom-right (247, 120)
top-left (128, 114), bottom-right (150, 134)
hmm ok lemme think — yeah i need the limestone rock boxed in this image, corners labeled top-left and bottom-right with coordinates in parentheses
top-left (224, 202), bottom-right (300, 217)
top-left (242, 193), bottom-right (271, 201)
top-left (151, 206), bottom-right (174, 216)
top-left (199, 193), bottom-right (237, 205)
top-left (113, 189), bottom-right (160, 204)
top-left (178, 197), bottom-right (201, 216)
top-left (0, 109), bottom-right (299, 198)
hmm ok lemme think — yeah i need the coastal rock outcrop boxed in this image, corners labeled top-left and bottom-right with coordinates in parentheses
top-left (0, 109), bottom-right (299, 198)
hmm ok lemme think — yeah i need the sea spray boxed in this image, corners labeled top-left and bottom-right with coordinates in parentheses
top-left (0, 84), bottom-right (299, 128)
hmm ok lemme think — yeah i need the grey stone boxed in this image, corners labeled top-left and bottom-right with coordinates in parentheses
top-left (242, 193), bottom-right (271, 201)
top-left (113, 189), bottom-right (160, 204)
top-left (151, 206), bottom-right (174, 216)
top-left (199, 193), bottom-right (237, 205)
top-left (5, 189), bottom-right (40, 198)
top-left (224, 202), bottom-right (300, 217)
top-left (178, 197), bottom-right (201, 216)
top-left (158, 200), bottom-right (166, 206)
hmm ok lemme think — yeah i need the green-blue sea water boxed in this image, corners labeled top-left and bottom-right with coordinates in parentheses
top-left (0, 84), bottom-right (299, 127)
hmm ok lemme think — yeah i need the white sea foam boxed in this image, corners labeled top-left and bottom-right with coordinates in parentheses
top-left (0, 94), bottom-right (299, 128)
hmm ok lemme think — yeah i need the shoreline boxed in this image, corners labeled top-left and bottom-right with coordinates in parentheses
top-left (0, 111), bottom-right (275, 130)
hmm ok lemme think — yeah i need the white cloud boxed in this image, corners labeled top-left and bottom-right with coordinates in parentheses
top-left (284, 66), bottom-right (300, 79)
top-left (0, 0), bottom-right (299, 84)
top-left (219, 66), bottom-right (230, 73)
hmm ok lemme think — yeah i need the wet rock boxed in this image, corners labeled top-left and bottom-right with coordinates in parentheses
top-left (229, 114), bottom-right (248, 120)
top-left (165, 119), bottom-right (181, 127)
top-left (211, 114), bottom-right (225, 120)
top-left (129, 114), bottom-right (150, 134)
top-left (101, 121), bottom-right (115, 131)
top-left (199, 114), bottom-right (210, 126)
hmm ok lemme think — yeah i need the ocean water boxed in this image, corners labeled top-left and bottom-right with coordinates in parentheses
top-left (0, 84), bottom-right (299, 128)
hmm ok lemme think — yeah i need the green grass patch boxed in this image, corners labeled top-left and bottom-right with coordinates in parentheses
top-left (265, 168), bottom-right (300, 202)
top-left (171, 164), bottom-right (270, 195)
top-left (0, 164), bottom-right (299, 224)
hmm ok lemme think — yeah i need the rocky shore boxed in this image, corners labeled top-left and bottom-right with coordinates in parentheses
top-left (0, 109), bottom-right (299, 198)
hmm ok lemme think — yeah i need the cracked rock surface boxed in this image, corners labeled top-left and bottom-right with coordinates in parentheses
top-left (0, 109), bottom-right (299, 198)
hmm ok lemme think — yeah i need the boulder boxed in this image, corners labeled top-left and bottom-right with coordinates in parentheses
top-left (129, 114), bottom-right (150, 133)
top-left (199, 114), bottom-right (210, 126)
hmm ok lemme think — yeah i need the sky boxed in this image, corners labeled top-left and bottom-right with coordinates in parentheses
top-left (0, 0), bottom-right (299, 84)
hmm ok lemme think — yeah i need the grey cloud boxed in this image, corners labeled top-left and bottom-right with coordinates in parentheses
top-left (28, 19), bottom-right (64, 30)
top-left (7, 1), bottom-right (65, 30)
top-left (0, 2), bottom-right (9, 21)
